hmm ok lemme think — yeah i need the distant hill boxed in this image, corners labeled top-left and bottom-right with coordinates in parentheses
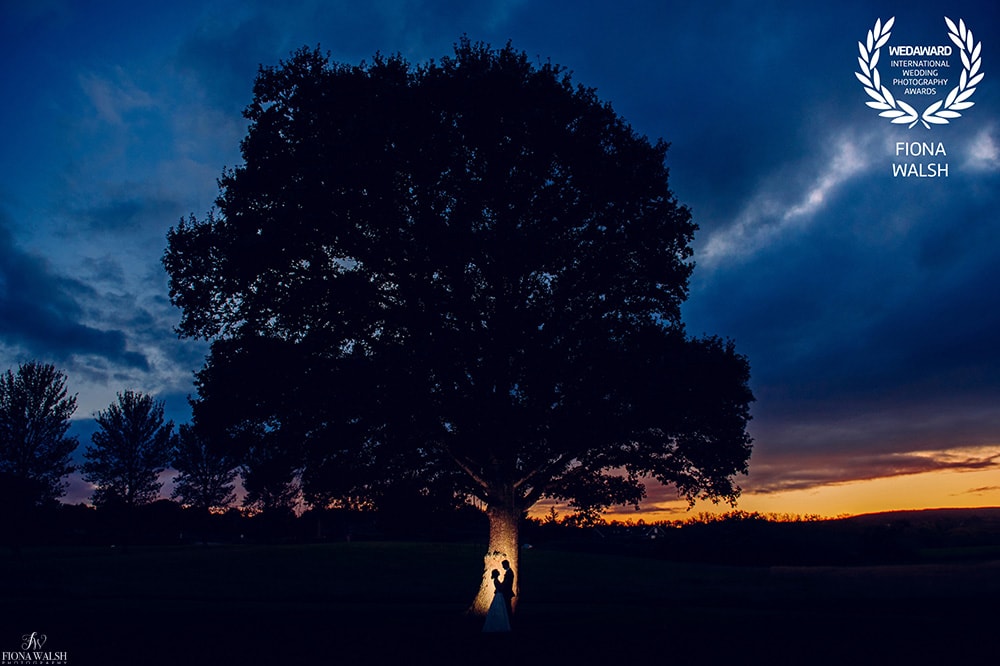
top-left (842, 506), bottom-right (1000, 525)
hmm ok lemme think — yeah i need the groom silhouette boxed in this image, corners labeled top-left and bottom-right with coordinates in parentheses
top-left (500, 560), bottom-right (515, 617)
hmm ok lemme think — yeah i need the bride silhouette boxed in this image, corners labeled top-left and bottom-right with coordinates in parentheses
top-left (481, 569), bottom-right (511, 632)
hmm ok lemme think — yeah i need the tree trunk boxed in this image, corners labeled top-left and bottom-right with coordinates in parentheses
top-left (469, 504), bottom-right (520, 616)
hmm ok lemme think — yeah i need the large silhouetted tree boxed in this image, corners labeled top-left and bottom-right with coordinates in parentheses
top-left (0, 361), bottom-right (78, 552)
top-left (164, 40), bottom-right (753, 613)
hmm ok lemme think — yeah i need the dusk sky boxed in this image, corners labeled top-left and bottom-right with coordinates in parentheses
top-left (2, 0), bottom-right (998, 519)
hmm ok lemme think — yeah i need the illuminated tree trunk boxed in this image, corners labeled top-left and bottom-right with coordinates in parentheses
top-left (469, 504), bottom-right (520, 616)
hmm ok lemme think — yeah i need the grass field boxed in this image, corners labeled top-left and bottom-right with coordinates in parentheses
top-left (2, 542), bottom-right (997, 665)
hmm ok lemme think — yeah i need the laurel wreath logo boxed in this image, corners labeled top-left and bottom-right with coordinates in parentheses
top-left (856, 16), bottom-right (984, 129)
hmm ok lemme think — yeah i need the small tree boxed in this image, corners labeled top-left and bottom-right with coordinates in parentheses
top-left (171, 423), bottom-right (238, 516)
top-left (0, 361), bottom-right (78, 551)
top-left (83, 391), bottom-right (176, 515)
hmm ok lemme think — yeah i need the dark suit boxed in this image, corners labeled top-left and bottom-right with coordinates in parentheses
top-left (500, 566), bottom-right (515, 616)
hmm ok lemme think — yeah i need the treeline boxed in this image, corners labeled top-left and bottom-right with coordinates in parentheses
top-left (11, 499), bottom-right (492, 547)
top-left (6, 361), bottom-right (1000, 566)
top-left (529, 508), bottom-right (1000, 566)
top-left (11, 494), bottom-right (1000, 569)
top-left (0, 361), bottom-right (242, 551)
top-left (1, 360), bottom-right (498, 551)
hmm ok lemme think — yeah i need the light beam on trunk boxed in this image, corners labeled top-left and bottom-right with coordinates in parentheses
top-left (470, 505), bottom-right (520, 616)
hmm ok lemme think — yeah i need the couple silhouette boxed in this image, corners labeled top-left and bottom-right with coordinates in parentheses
top-left (482, 560), bottom-right (515, 633)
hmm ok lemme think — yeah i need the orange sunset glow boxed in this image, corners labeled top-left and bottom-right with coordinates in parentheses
top-left (532, 444), bottom-right (1000, 523)
top-left (605, 467), bottom-right (1000, 522)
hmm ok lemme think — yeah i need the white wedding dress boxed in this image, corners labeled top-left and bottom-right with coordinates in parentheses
top-left (482, 590), bottom-right (511, 632)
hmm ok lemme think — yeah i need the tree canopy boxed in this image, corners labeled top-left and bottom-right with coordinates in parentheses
top-left (164, 39), bottom-right (753, 611)
top-left (83, 390), bottom-right (176, 509)
top-left (171, 423), bottom-right (238, 514)
top-left (0, 361), bottom-right (78, 508)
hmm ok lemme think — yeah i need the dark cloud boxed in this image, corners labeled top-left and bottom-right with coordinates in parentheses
top-left (168, 0), bottom-right (532, 116)
top-left (75, 193), bottom-right (183, 233)
top-left (747, 448), bottom-right (1000, 495)
top-left (173, 11), bottom-right (284, 114)
top-left (79, 256), bottom-right (127, 285)
top-left (692, 175), bottom-right (1000, 407)
top-left (960, 486), bottom-right (1000, 496)
top-left (0, 212), bottom-right (148, 369)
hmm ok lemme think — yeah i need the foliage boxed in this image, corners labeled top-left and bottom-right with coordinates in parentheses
top-left (240, 434), bottom-right (302, 516)
top-left (170, 423), bottom-right (238, 513)
top-left (0, 361), bottom-right (78, 507)
top-left (83, 390), bottom-right (176, 509)
top-left (684, 510), bottom-right (827, 524)
top-left (163, 40), bottom-right (753, 527)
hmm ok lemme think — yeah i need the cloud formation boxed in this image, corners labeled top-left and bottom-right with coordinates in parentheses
top-left (746, 447), bottom-right (1000, 495)
top-left (0, 213), bottom-right (148, 369)
top-left (79, 68), bottom-right (155, 126)
top-left (699, 135), bottom-right (873, 268)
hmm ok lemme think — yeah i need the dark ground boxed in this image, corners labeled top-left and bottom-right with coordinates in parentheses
top-left (2, 542), bottom-right (997, 665)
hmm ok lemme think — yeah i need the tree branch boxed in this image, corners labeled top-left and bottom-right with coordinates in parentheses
top-left (513, 452), bottom-right (570, 492)
top-left (448, 452), bottom-right (491, 492)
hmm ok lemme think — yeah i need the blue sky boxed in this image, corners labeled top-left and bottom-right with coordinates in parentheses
top-left (2, 0), bottom-right (998, 513)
